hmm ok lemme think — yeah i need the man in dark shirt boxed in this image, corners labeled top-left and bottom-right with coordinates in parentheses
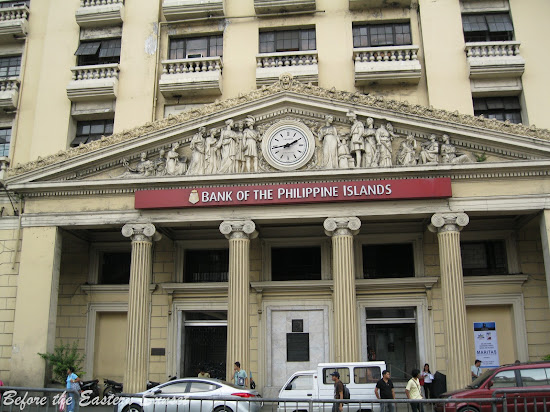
top-left (331, 371), bottom-right (344, 412)
top-left (375, 370), bottom-right (396, 412)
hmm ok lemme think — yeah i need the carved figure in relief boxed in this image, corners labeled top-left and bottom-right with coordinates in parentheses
top-left (155, 149), bottom-right (166, 176)
top-left (235, 121), bottom-right (245, 173)
top-left (338, 134), bottom-right (354, 169)
top-left (396, 134), bottom-right (418, 166)
top-left (118, 152), bottom-right (155, 178)
top-left (187, 126), bottom-right (206, 175)
top-left (363, 117), bottom-right (377, 167)
top-left (205, 128), bottom-right (220, 174)
top-left (420, 134), bottom-right (439, 165)
top-left (318, 115), bottom-right (339, 169)
top-left (165, 142), bottom-right (187, 175)
top-left (375, 123), bottom-right (393, 168)
top-left (347, 111), bottom-right (365, 168)
top-left (440, 134), bottom-right (472, 164)
top-left (218, 119), bottom-right (237, 174)
top-left (243, 116), bottom-right (260, 173)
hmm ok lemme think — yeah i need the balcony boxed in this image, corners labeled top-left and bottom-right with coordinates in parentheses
top-left (66, 64), bottom-right (120, 102)
top-left (75, 0), bottom-right (124, 28)
top-left (0, 5), bottom-right (29, 41)
top-left (254, 0), bottom-right (316, 15)
top-left (159, 57), bottom-right (223, 97)
top-left (349, 0), bottom-right (411, 9)
top-left (256, 51), bottom-right (318, 87)
top-left (0, 78), bottom-right (19, 110)
top-left (353, 45), bottom-right (421, 85)
top-left (465, 41), bottom-right (525, 79)
top-left (162, 0), bottom-right (224, 21)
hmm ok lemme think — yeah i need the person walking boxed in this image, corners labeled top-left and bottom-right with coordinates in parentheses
top-left (406, 369), bottom-right (424, 412)
top-left (375, 370), bottom-right (396, 412)
top-left (471, 360), bottom-right (482, 381)
top-left (66, 367), bottom-right (80, 412)
top-left (331, 371), bottom-right (344, 412)
top-left (421, 364), bottom-right (434, 399)
top-left (232, 362), bottom-right (248, 388)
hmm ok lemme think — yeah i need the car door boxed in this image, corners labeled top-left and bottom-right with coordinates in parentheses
top-left (156, 381), bottom-right (191, 412)
top-left (279, 374), bottom-right (317, 412)
top-left (487, 370), bottom-right (519, 412)
top-left (187, 381), bottom-right (222, 412)
top-left (518, 367), bottom-right (550, 412)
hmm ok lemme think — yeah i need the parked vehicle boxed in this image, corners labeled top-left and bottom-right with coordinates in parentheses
top-left (435, 362), bottom-right (550, 412)
top-left (79, 378), bottom-right (100, 399)
top-left (147, 376), bottom-right (178, 390)
top-left (116, 377), bottom-right (262, 412)
top-left (103, 378), bottom-right (123, 397)
top-left (278, 362), bottom-right (386, 412)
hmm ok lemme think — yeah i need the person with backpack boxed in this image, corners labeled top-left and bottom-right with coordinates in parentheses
top-left (330, 371), bottom-right (346, 412)
top-left (375, 370), bottom-right (396, 412)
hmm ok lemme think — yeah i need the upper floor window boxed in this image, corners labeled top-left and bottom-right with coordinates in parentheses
top-left (353, 23), bottom-right (411, 48)
top-left (0, 128), bottom-right (11, 157)
top-left (271, 246), bottom-right (321, 281)
top-left (71, 119), bottom-right (114, 147)
top-left (99, 251), bottom-right (131, 284)
top-left (169, 35), bottom-right (223, 60)
top-left (462, 13), bottom-right (514, 42)
top-left (473, 96), bottom-right (522, 124)
top-left (0, 1), bottom-right (30, 7)
top-left (184, 249), bottom-right (229, 282)
top-left (0, 56), bottom-right (21, 78)
top-left (461, 240), bottom-right (508, 276)
top-left (75, 38), bottom-right (121, 66)
top-left (362, 243), bottom-right (414, 279)
top-left (259, 29), bottom-right (316, 53)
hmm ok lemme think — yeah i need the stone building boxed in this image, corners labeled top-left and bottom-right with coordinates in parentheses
top-left (0, 0), bottom-right (549, 397)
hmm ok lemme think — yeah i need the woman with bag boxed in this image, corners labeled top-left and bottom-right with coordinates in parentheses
top-left (420, 364), bottom-right (434, 399)
top-left (65, 367), bottom-right (81, 412)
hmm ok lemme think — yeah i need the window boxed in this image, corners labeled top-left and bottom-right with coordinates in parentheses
top-left (519, 368), bottom-right (550, 386)
top-left (362, 244), bottom-right (414, 279)
top-left (461, 240), bottom-right (508, 276)
top-left (259, 29), bottom-right (316, 53)
top-left (0, 56), bottom-right (21, 78)
top-left (71, 119), bottom-right (114, 147)
top-left (462, 14), bottom-right (514, 42)
top-left (285, 375), bottom-right (313, 391)
top-left (0, 128), bottom-right (11, 157)
top-left (491, 370), bottom-right (517, 388)
top-left (0, 1), bottom-right (30, 8)
top-left (187, 382), bottom-right (219, 393)
top-left (366, 307), bottom-right (417, 381)
top-left (473, 97), bottom-right (522, 124)
top-left (353, 23), bottom-right (411, 48)
top-left (169, 35), bottom-right (223, 60)
top-left (159, 382), bottom-right (189, 394)
top-left (98, 252), bottom-right (131, 284)
top-left (271, 246), bottom-right (321, 281)
top-left (75, 38), bottom-right (122, 66)
top-left (184, 249), bottom-right (229, 283)
top-left (355, 367), bottom-right (381, 384)
top-left (323, 368), bottom-right (350, 384)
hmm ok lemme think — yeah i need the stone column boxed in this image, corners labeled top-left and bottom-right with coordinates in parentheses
top-left (324, 217), bottom-right (361, 362)
top-left (428, 212), bottom-right (470, 391)
top-left (539, 210), bottom-right (550, 312)
top-left (220, 220), bottom-right (257, 382)
top-left (122, 223), bottom-right (161, 393)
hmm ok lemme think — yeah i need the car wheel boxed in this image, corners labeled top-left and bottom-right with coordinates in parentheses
top-left (123, 404), bottom-right (143, 412)
top-left (214, 406), bottom-right (234, 412)
top-left (459, 406), bottom-right (479, 412)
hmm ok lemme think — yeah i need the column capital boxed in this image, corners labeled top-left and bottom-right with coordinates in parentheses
top-left (219, 220), bottom-right (258, 240)
top-left (428, 212), bottom-right (469, 233)
top-left (122, 223), bottom-right (162, 242)
top-left (324, 217), bottom-right (361, 237)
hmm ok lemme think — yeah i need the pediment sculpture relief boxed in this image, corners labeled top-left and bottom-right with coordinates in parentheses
top-left (115, 111), bottom-right (476, 179)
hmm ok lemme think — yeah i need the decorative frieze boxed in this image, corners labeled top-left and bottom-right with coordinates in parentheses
top-left (67, 64), bottom-right (120, 102)
top-left (159, 57), bottom-right (223, 97)
top-left (354, 46), bottom-right (421, 85)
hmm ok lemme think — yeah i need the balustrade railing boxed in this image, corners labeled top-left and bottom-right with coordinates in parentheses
top-left (70, 64), bottom-right (120, 81)
top-left (256, 51), bottom-right (318, 68)
top-left (0, 6), bottom-right (28, 21)
top-left (353, 45), bottom-right (419, 63)
top-left (80, 0), bottom-right (124, 6)
top-left (465, 41), bottom-right (521, 58)
top-left (0, 78), bottom-right (19, 92)
top-left (161, 57), bottom-right (223, 74)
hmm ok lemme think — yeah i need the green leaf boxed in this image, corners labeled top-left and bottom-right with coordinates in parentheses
top-left (38, 341), bottom-right (85, 384)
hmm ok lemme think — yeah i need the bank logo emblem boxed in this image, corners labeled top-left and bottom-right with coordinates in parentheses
top-left (189, 189), bottom-right (199, 204)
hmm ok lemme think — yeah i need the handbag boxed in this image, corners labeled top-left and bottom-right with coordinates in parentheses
top-left (250, 371), bottom-right (256, 389)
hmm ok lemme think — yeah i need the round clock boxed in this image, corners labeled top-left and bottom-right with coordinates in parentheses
top-left (261, 120), bottom-right (315, 171)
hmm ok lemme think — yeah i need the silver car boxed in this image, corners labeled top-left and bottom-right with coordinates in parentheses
top-left (116, 378), bottom-right (262, 412)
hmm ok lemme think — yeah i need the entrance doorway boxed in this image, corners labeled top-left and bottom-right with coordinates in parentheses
top-left (180, 311), bottom-right (227, 379)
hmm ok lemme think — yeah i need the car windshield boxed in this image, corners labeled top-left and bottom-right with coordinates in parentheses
top-left (468, 369), bottom-right (494, 388)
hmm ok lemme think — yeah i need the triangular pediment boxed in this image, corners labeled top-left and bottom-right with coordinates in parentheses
top-left (7, 76), bottom-right (550, 192)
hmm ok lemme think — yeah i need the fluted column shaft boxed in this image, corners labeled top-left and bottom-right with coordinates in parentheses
top-left (122, 223), bottom-right (161, 393)
top-left (429, 213), bottom-right (470, 391)
top-left (325, 217), bottom-right (361, 362)
top-left (220, 220), bottom-right (257, 382)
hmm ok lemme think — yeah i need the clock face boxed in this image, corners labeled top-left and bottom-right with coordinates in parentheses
top-left (262, 121), bottom-right (315, 171)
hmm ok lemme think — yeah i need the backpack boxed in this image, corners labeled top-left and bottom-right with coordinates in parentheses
top-left (343, 384), bottom-right (350, 399)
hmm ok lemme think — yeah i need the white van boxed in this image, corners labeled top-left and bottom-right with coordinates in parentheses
top-left (278, 362), bottom-right (386, 412)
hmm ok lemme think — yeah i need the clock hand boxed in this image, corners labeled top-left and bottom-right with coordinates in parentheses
top-left (271, 139), bottom-right (300, 149)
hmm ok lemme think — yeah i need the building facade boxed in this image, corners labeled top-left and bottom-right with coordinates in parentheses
top-left (0, 0), bottom-right (550, 397)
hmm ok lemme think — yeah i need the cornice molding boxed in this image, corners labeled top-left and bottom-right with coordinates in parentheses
top-left (7, 75), bottom-right (550, 179)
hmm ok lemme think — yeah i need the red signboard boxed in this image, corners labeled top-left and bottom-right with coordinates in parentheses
top-left (135, 178), bottom-right (452, 209)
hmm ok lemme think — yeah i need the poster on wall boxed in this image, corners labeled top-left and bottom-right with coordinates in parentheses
top-left (473, 322), bottom-right (500, 368)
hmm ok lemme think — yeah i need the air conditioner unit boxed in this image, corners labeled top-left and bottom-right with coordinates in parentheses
top-left (186, 53), bottom-right (203, 59)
